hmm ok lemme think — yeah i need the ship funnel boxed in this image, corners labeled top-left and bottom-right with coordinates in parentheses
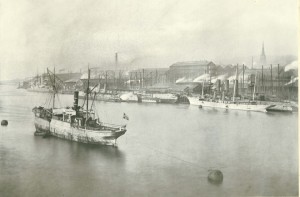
top-left (249, 74), bottom-right (255, 87)
top-left (234, 80), bottom-right (239, 96)
top-left (74, 91), bottom-right (79, 113)
top-left (225, 80), bottom-right (229, 92)
top-left (216, 79), bottom-right (221, 92)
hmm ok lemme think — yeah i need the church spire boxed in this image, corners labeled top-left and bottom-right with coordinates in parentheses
top-left (260, 42), bottom-right (266, 65)
top-left (261, 42), bottom-right (265, 56)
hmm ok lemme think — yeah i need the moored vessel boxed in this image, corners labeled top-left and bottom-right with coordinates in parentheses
top-left (188, 65), bottom-right (274, 112)
top-left (188, 97), bottom-right (274, 112)
top-left (153, 93), bottom-right (178, 103)
top-left (120, 92), bottom-right (140, 102)
top-left (33, 68), bottom-right (127, 146)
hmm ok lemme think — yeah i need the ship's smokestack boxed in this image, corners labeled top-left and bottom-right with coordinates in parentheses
top-left (234, 80), bottom-right (239, 96)
top-left (74, 91), bottom-right (79, 114)
top-left (225, 80), bottom-right (229, 93)
top-left (217, 79), bottom-right (221, 92)
top-left (250, 74), bottom-right (255, 87)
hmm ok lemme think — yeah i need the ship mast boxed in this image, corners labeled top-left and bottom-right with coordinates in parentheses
top-left (232, 64), bottom-right (238, 102)
top-left (53, 67), bottom-right (55, 109)
top-left (252, 71), bottom-right (257, 101)
top-left (86, 67), bottom-right (90, 126)
top-left (201, 81), bottom-right (204, 98)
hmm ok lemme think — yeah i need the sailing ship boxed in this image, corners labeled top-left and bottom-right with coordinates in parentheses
top-left (188, 97), bottom-right (274, 112)
top-left (32, 68), bottom-right (127, 146)
top-left (187, 66), bottom-right (275, 112)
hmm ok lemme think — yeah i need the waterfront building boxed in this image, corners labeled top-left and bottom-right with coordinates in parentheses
top-left (166, 61), bottom-right (217, 83)
top-left (128, 68), bottom-right (169, 89)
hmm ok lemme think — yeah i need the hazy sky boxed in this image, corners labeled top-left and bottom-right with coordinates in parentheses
top-left (0, 0), bottom-right (298, 80)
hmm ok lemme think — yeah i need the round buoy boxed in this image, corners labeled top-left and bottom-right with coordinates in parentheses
top-left (199, 105), bottom-right (202, 108)
top-left (208, 170), bottom-right (223, 184)
top-left (1, 120), bottom-right (8, 126)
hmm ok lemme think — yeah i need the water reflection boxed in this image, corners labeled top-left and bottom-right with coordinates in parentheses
top-left (198, 107), bottom-right (219, 114)
top-left (266, 111), bottom-right (295, 117)
top-left (33, 135), bottom-right (126, 163)
top-left (71, 141), bottom-right (126, 161)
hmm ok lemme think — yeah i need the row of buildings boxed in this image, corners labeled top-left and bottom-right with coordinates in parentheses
top-left (21, 58), bottom-right (297, 100)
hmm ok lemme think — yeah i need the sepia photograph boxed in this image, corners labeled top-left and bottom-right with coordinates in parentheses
top-left (0, 0), bottom-right (298, 196)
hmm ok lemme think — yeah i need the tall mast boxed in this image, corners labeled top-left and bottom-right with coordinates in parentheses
top-left (209, 75), bottom-right (211, 96)
top-left (270, 64), bottom-right (273, 95)
top-left (232, 64), bottom-right (238, 102)
top-left (222, 90), bottom-right (225, 102)
top-left (53, 67), bottom-right (55, 109)
top-left (253, 71), bottom-right (257, 101)
top-left (277, 64), bottom-right (280, 96)
top-left (98, 74), bottom-right (101, 93)
top-left (114, 52), bottom-right (118, 89)
top-left (135, 72), bottom-right (138, 89)
top-left (242, 64), bottom-right (245, 94)
top-left (142, 69), bottom-right (145, 88)
top-left (201, 81), bottom-right (204, 98)
top-left (86, 67), bottom-right (90, 124)
top-left (118, 70), bottom-right (121, 89)
top-left (105, 70), bottom-right (108, 93)
top-left (261, 65), bottom-right (264, 92)
top-left (139, 72), bottom-right (142, 89)
top-left (129, 72), bottom-right (131, 89)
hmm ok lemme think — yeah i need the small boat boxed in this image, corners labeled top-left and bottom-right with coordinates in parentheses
top-left (96, 93), bottom-right (121, 102)
top-left (138, 93), bottom-right (157, 103)
top-left (266, 104), bottom-right (293, 112)
top-left (265, 101), bottom-right (294, 112)
top-left (120, 92), bottom-right (141, 102)
top-left (153, 93), bottom-right (178, 103)
top-left (33, 68), bottom-right (127, 146)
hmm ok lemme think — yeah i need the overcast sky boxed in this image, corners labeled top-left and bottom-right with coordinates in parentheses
top-left (0, 0), bottom-right (298, 80)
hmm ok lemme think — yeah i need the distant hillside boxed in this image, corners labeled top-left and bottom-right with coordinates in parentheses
top-left (0, 79), bottom-right (21, 85)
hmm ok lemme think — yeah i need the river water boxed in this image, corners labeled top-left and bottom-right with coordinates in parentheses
top-left (0, 84), bottom-right (298, 197)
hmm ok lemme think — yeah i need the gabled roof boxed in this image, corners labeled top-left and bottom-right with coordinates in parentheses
top-left (170, 61), bottom-right (213, 68)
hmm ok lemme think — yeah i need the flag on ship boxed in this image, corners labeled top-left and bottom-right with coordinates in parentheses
top-left (123, 113), bottom-right (129, 120)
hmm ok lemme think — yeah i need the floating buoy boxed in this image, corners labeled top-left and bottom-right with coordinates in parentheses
top-left (1, 120), bottom-right (8, 126)
top-left (208, 170), bottom-right (223, 184)
top-left (199, 105), bottom-right (202, 108)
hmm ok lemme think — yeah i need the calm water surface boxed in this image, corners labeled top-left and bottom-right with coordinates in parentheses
top-left (0, 84), bottom-right (298, 196)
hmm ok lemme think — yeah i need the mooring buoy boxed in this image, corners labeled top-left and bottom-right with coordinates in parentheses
top-left (1, 120), bottom-right (8, 126)
top-left (208, 170), bottom-right (223, 184)
top-left (199, 105), bottom-right (203, 108)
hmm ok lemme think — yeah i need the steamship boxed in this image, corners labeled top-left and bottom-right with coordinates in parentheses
top-left (188, 66), bottom-right (275, 112)
top-left (32, 68), bottom-right (127, 146)
top-left (187, 97), bottom-right (274, 112)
